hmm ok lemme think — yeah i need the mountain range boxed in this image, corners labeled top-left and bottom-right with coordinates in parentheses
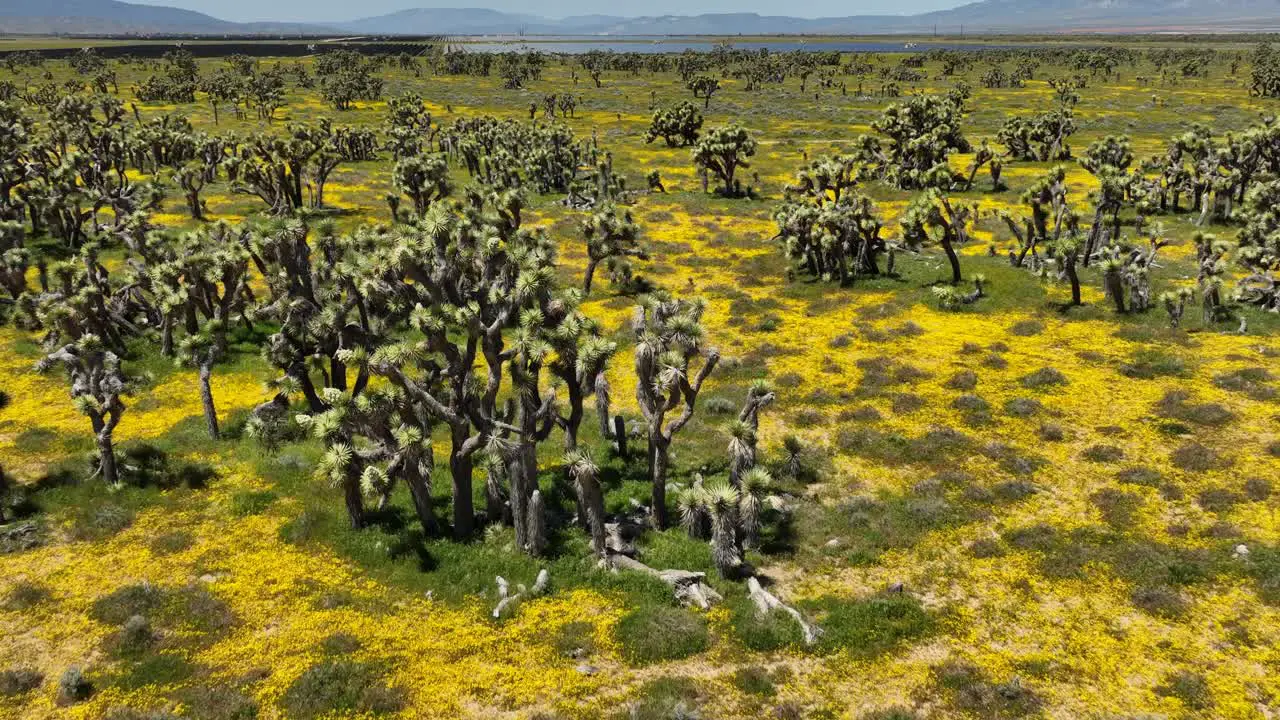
top-left (5, 0), bottom-right (1280, 36)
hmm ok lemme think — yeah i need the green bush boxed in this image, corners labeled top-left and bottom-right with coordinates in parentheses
top-left (173, 685), bottom-right (259, 720)
top-left (730, 597), bottom-right (803, 652)
top-left (801, 595), bottom-right (933, 656)
top-left (231, 491), bottom-right (277, 517)
top-left (0, 667), bottom-right (42, 696)
top-left (626, 677), bottom-right (701, 720)
top-left (615, 606), bottom-right (709, 665)
top-left (280, 661), bottom-right (404, 720)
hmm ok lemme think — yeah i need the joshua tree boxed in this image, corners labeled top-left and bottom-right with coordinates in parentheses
top-left (368, 189), bottom-right (554, 540)
top-left (1235, 179), bottom-right (1280, 310)
top-left (173, 163), bottom-right (208, 221)
top-left (176, 322), bottom-right (225, 440)
top-left (566, 449), bottom-right (606, 556)
top-left (692, 125), bottom-right (757, 197)
top-left (198, 69), bottom-right (242, 126)
top-left (581, 204), bottom-right (646, 296)
top-left (728, 380), bottom-right (774, 487)
top-left (633, 292), bottom-right (720, 529)
top-left (705, 478), bottom-right (742, 578)
top-left (687, 75), bottom-right (721, 108)
top-left (645, 102), bottom-right (704, 147)
top-left (36, 335), bottom-right (126, 486)
top-left (1160, 287), bottom-right (1193, 327)
top-left (738, 466), bottom-right (771, 551)
top-left (857, 94), bottom-right (970, 190)
top-left (997, 108), bottom-right (1076, 161)
top-left (1193, 232), bottom-right (1230, 322)
top-left (900, 188), bottom-right (977, 284)
top-left (384, 93), bottom-right (435, 159)
top-left (1007, 167), bottom-right (1067, 265)
top-left (392, 154), bottom-right (451, 219)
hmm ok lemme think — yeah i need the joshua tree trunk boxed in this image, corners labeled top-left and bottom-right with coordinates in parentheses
top-left (582, 258), bottom-right (601, 296)
top-left (97, 430), bottom-right (119, 487)
top-left (403, 453), bottom-right (437, 537)
top-left (1104, 268), bottom-right (1126, 313)
top-left (342, 461), bottom-right (366, 530)
top-left (526, 489), bottom-right (547, 556)
top-left (710, 511), bottom-right (740, 578)
top-left (1064, 253), bottom-right (1082, 306)
top-left (198, 360), bottom-right (219, 440)
top-left (941, 234), bottom-right (962, 284)
top-left (449, 427), bottom-right (475, 540)
top-left (649, 435), bottom-right (671, 529)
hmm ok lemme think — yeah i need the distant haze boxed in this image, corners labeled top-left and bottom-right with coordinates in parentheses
top-left (124, 0), bottom-right (968, 24)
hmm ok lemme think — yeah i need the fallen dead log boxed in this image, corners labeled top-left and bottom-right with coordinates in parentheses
top-left (747, 576), bottom-right (821, 646)
top-left (492, 568), bottom-right (550, 618)
top-left (608, 554), bottom-right (723, 609)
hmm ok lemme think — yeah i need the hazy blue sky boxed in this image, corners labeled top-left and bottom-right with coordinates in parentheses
top-left (129, 0), bottom-right (966, 23)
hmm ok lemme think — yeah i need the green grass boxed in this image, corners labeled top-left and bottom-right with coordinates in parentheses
top-left (615, 605), bottom-right (711, 665)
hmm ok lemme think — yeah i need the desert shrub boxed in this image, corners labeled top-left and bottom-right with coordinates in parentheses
top-left (1003, 398), bottom-right (1042, 417)
top-left (704, 396), bottom-right (736, 415)
top-left (280, 661), bottom-right (404, 720)
top-left (944, 370), bottom-right (978, 391)
top-left (1131, 585), bottom-right (1188, 618)
top-left (1156, 670), bottom-right (1212, 710)
top-left (231, 491), bottom-right (277, 517)
top-left (629, 677), bottom-right (701, 720)
top-left (992, 480), bottom-right (1038, 502)
top-left (615, 606), bottom-right (709, 665)
top-left (149, 531), bottom-right (194, 555)
top-left (1037, 422), bottom-right (1066, 441)
top-left (981, 353), bottom-right (1009, 369)
top-left (775, 372), bottom-right (804, 388)
top-left (1155, 390), bottom-right (1233, 427)
top-left (1212, 367), bottom-right (1275, 399)
top-left (320, 633), bottom-right (362, 656)
top-left (56, 666), bottom-right (92, 705)
top-left (1244, 478), bottom-right (1272, 501)
top-left (4, 580), bottom-right (50, 610)
top-left (829, 333), bottom-right (854, 348)
top-left (1120, 348), bottom-right (1188, 379)
top-left (952, 394), bottom-right (990, 413)
top-left (1008, 319), bottom-right (1043, 336)
top-left (174, 685), bottom-right (259, 720)
top-left (92, 583), bottom-right (166, 625)
top-left (791, 408), bottom-right (826, 427)
top-left (932, 660), bottom-right (1040, 717)
top-left (1171, 442), bottom-right (1229, 472)
top-left (68, 503), bottom-right (134, 541)
top-left (103, 708), bottom-right (179, 720)
top-left (1081, 444), bottom-right (1124, 463)
top-left (1197, 487), bottom-right (1243, 512)
top-left (861, 708), bottom-right (918, 720)
top-left (969, 538), bottom-right (1005, 558)
top-left (112, 615), bottom-right (155, 657)
top-left (1117, 466), bottom-right (1162, 488)
top-left (891, 393), bottom-right (926, 414)
top-left (0, 667), bottom-right (42, 696)
top-left (731, 665), bottom-right (779, 696)
top-left (839, 406), bottom-right (883, 422)
top-left (1019, 367), bottom-right (1067, 389)
top-left (1090, 488), bottom-right (1141, 526)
